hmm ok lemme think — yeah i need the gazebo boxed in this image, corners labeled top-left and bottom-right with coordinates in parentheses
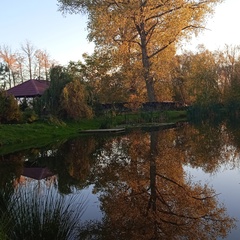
top-left (7, 79), bottom-right (50, 98)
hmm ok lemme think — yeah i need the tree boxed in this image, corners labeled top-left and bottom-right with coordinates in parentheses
top-left (36, 65), bottom-right (72, 116)
top-left (34, 49), bottom-right (52, 80)
top-left (0, 90), bottom-right (22, 123)
top-left (190, 49), bottom-right (220, 106)
top-left (216, 45), bottom-right (240, 114)
top-left (173, 47), bottom-right (222, 106)
top-left (67, 52), bottom-right (131, 105)
top-left (0, 63), bottom-right (8, 89)
top-left (60, 80), bottom-right (93, 120)
top-left (58, 0), bottom-right (223, 102)
top-left (0, 45), bottom-right (18, 88)
top-left (0, 42), bottom-right (54, 85)
top-left (21, 40), bottom-right (35, 80)
top-left (15, 53), bottom-right (25, 84)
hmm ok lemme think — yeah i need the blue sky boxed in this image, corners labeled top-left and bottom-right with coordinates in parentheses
top-left (0, 0), bottom-right (239, 65)
top-left (1, 0), bottom-right (94, 65)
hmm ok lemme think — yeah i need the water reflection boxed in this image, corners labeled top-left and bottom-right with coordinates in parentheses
top-left (0, 123), bottom-right (239, 239)
top-left (85, 127), bottom-right (236, 239)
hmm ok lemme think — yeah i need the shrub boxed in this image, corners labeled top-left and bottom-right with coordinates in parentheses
top-left (61, 80), bottom-right (93, 120)
top-left (0, 91), bottom-right (22, 124)
top-left (22, 108), bottom-right (38, 123)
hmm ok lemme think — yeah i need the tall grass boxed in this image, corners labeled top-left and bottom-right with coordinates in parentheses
top-left (0, 184), bottom-right (87, 240)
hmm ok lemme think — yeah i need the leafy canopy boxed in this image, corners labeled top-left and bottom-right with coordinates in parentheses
top-left (58, 0), bottom-right (223, 102)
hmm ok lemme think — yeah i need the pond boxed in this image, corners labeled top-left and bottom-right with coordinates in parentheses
top-left (0, 122), bottom-right (239, 239)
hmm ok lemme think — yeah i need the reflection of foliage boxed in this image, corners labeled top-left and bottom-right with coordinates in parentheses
top-left (0, 185), bottom-right (86, 240)
top-left (85, 129), bottom-right (235, 239)
top-left (0, 124), bottom-right (239, 238)
top-left (183, 123), bottom-right (224, 172)
top-left (0, 137), bottom-right (97, 195)
top-left (41, 136), bottom-right (97, 194)
top-left (0, 153), bottom-right (27, 232)
top-left (181, 123), bottom-right (240, 172)
top-left (0, 153), bottom-right (24, 188)
top-left (226, 119), bottom-right (240, 152)
top-left (63, 137), bottom-right (96, 182)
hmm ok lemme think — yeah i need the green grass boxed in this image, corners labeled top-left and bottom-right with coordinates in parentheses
top-left (0, 119), bottom-right (100, 146)
top-left (0, 123), bottom-right (97, 155)
top-left (0, 110), bottom-right (187, 154)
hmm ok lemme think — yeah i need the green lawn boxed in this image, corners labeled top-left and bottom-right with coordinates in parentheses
top-left (0, 110), bottom-right (187, 154)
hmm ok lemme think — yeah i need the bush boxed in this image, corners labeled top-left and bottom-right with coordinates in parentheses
top-left (0, 91), bottom-right (22, 124)
top-left (60, 80), bottom-right (93, 120)
top-left (22, 108), bottom-right (38, 123)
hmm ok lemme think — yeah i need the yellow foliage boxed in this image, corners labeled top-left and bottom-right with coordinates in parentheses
top-left (58, 0), bottom-right (223, 102)
top-left (60, 80), bottom-right (93, 120)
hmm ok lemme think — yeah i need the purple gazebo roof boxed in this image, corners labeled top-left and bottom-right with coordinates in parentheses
top-left (7, 79), bottom-right (50, 98)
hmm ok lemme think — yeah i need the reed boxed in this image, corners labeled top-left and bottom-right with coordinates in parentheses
top-left (0, 184), bottom-right (87, 240)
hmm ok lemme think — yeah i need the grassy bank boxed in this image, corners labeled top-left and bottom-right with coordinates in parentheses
top-left (0, 118), bottom-right (103, 154)
top-left (0, 110), bottom-right (187, 154)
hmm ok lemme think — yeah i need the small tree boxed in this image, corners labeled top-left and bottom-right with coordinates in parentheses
top-left (60, 80), bottom-right (93, 120)
top-left (0, 91), bottom-right (22, 123)
top-left (37, 65), bottom-right (72, 117)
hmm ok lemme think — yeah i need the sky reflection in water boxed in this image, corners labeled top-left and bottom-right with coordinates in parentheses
top-left (0, 122), bottom-right (239, 239)
top-left (184, 165), bottom-right (240, 240)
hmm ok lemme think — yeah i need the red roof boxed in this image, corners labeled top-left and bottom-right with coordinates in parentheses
top-left (7, 79), bottom-right (50, 98)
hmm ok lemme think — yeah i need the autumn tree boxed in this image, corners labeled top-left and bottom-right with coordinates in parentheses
top-left (216, 45), bottom-right (240, 115)
top-left (34, 49), bottom-right (52, 80)
top-left (171, 53), bottom-right (192, 104)
top-left (61, 80), bottom-right (93, 120)
top-left (58, 0), bottom-right (222, 102)
top-left (20, 40), bottom-right (53, 80)
top-left (67, 52), bottom-right (131, 105)
top-left (0, 42), bottom-right (54, 85)
top-left (0, 45), bottom-right (18, 88)
top-left (0, 90), bottom-right (22, 123)
top-left (35, 65), bottom-right (72, 116)
top-left (172, 45), bottom-right (240, 119)
top-left (221, 45), bottom-right (240, 88)
top-left (15, 53), bottom-right (25, 84)
top-left (193, 48), bottom-right (220, 105)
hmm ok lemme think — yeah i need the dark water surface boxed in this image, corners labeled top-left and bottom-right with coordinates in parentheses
top-left (0, 122), bottom-right (240, 239)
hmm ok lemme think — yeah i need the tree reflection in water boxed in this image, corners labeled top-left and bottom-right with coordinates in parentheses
top-left (0, 123), bottom-right (238, 239)
top-left (81, 126), bottom-right (236, 239)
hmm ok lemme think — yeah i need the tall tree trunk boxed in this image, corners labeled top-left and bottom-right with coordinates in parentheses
top-left (139, 22), bottom-right (156, 102)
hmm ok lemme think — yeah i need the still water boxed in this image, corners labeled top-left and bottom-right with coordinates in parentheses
top-left (0, 122), bottom-right (240, 239)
